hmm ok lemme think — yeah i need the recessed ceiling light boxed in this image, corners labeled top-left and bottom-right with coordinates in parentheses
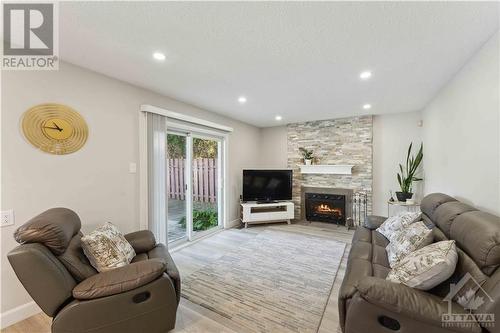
top-left (359, 71), bottom-right (372, 80)
top-left (153, 52), bottom-right (166, 61)
top-left (275, 115), bottom-right (282, 121)
top-left (363, 104), bottom-right (372, 110)
top-left (238, 96), bottom-right (247, 104)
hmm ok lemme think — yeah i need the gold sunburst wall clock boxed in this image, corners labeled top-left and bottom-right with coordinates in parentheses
top-left (21, 103), bottom-right (89, 155)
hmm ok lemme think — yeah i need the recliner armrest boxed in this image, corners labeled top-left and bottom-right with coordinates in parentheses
top-left (363, 215), bottom-right (386, 230)
top-left (355, 277), bottom-right (481, 332)
top-left (124, 230), bottom-right (156, 253)
top-left (72, 259), bottom-right (166, 300)
top-left (148, 244), bottom-right (181, 304)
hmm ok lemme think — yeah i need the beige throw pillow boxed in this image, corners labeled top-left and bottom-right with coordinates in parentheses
top-left (81, 222), bottom-right (136, 272)
top-left (376, 212), bottom-right (421, 241)
top-left (386, 221), bottom-right (433, 267)
top-left (387, 240), bottom-right (458, 290)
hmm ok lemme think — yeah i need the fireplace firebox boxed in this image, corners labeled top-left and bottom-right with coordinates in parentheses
top-left (305, 193), bottom-right (346, 225)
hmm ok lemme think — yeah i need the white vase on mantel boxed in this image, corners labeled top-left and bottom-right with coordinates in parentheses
top-left (304, 159), bottom-right (312, 165)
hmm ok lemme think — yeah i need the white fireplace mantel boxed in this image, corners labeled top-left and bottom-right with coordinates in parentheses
top-left (298, 164), bottom-right (354, 175)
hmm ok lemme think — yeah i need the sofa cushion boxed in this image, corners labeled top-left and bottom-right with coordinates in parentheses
top-left (376, 212), bottom-right (421, 241)
top-left (352, 227), bottom-right (389, 247)
top-left (373, 264), bottom-right (390, 279)
top-left (124, 230), bottom-right (156, 254)
top-left (451, 211), bottom-right (500, 275)
top-left (433, 201), bottom-right (477, 237)
top-left (420, 193), bottom-right (457, 221)
top-left (373, 231), bottom-right (390, 247)
top-left (81, 223), bottom-right (136, 272)
top-left (348, 242), bottom-right (372, 261)
top-left (386, 221), bottom-right (433, 267)
top-left (58, 233), bottom-right (97, 282)
top-left (432, 226), bottom-right (448, 242)
top-left (131, 253), bottom-right (149, 263)
top-left (14, 208), bottom-right (81, 255)
top-left (429, 247), bottom-right (487, 300)
top-left (352, 227), bottom-right (372, 243)
top-left (387, 240), bottom-right (458, 290)
top-left (372, 245), bottom-right (390, 268)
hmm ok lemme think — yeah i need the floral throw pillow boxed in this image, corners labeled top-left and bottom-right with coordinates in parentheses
top-left (81, 222), bottom-right (136, 272)
top-left (387, 240), bottom-right (458, 290)
top-left (376, 212), bottom-right (421, 241)
top-left (386, 221), bottom-right (433, 267)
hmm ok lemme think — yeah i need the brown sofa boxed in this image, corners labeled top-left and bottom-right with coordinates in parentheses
top-left (339, 193), bottom-right (500, 333)
top-left (7, 208), bottom-right (180, 333)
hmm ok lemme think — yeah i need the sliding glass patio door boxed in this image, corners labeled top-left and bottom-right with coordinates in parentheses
top-left (166, 130), bottom-right (223, 244)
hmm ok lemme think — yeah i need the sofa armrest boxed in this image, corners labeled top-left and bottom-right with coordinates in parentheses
top-left (124, 230), bottom-right (156, 253)
top-left (72, 260), bottom-right (166, 300)
top-left (364, 215), bottom-right (386, 230)
top-left (355, 277), bottom-right (480, 332)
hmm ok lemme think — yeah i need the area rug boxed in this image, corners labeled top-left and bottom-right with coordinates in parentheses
top-left (181, 229), bottom-right (346, 333)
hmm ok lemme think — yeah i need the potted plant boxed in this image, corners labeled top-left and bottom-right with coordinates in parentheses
top-left (299, 147), bottom-right (314, 165)
top-left (396, 142), bottom-right (423, 202)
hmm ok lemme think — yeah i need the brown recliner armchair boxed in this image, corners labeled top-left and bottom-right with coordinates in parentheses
top-left (7, 208), bottom-right (180, 333)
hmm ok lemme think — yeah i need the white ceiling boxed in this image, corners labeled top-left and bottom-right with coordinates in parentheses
top-left (59, 2), bottom-right (499, 127)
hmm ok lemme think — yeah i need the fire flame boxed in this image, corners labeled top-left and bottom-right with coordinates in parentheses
top-left (316, 204), bottom-right (342, 215)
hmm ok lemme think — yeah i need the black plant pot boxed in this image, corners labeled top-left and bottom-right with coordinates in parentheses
top-left (396, 191), bottom-right (413, 202)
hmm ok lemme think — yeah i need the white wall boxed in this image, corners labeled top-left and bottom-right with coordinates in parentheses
top-left (372, 112), bottom-right (423, 216)
top-left (0, 62), bottom-right (261, 320)
top-left (422, 31), bottom-right (499, 215)
top-left (259, 126), bottom-right (288, 168)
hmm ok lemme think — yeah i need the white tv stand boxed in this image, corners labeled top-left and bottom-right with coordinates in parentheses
top-left (240, 201), bottom-right (295, 228)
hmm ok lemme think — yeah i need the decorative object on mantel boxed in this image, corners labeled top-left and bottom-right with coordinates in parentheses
top-left (299, 164), bottom-right (354, 175)
top-left (389, 190), bottom-right (395, 202)
top-left (21, 103), bottom-right (88, 155)
top-left (396, 142), bottom-right (423, 202)
top-left (299, 147), bottom-right (314, 165)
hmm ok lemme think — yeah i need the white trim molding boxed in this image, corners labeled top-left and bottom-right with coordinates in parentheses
top-left (138, 111), bottom-right (148, 230)
top-left (298, 164), bottom-right (354, 175)
top-left (0, 302), bottom-right (41, 329)
top-left (141, 104), bottom-right (233, 133)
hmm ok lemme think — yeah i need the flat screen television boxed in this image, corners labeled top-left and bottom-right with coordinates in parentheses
top-left (242, 169), bottom-right (293, 203)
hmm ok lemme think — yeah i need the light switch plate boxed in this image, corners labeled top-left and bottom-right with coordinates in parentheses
top-left (129, 162), bottom-right (137, 174)
top-left (1, 209), bottom-right (14, 227)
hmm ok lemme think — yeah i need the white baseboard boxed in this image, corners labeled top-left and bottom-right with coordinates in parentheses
top-left (0, 301), bottom-right (41, 329)
top-left (226, 218), bottom-right (241, 229)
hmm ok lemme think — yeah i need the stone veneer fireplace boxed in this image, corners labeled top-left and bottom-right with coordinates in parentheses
top-left (288, 116), bottom-right (373, 221)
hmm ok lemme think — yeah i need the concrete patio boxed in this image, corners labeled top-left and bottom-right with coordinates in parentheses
top-left (168, 199), bottom-right (218, 242)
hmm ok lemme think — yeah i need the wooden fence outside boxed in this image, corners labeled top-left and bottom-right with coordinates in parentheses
top-left (167, 158), bottom-right (218, 203)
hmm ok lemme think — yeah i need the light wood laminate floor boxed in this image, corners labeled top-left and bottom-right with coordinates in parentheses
top-left (2, 222), bottom-right (353, 333)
